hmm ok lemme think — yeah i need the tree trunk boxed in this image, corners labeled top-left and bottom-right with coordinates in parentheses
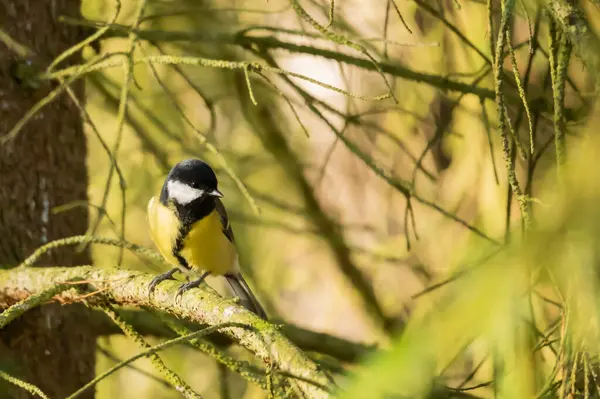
top-left (0, 1), bottom-right (96, 397)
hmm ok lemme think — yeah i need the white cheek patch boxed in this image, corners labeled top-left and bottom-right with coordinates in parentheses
top-left (167, 180), bottom-right (204, 205)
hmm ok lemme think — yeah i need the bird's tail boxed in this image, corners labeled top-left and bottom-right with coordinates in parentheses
top-left (224, 273), bottom-right (267, 320)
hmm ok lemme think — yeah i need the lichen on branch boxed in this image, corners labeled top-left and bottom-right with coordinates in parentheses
top-left (0, 266), bottom-right (333, 399)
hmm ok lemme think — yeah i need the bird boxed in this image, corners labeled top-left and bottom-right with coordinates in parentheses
top-left (146, 158), bottom-right (267, 319)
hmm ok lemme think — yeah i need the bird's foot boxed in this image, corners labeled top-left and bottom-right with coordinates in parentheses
top-left (175, 271), bottom-right (211, 303)
top-left (148, 268), bottom-right (179, 296)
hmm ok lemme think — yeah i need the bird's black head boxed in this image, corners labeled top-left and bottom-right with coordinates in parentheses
top-left (160, 159), bottom-right (223, 224)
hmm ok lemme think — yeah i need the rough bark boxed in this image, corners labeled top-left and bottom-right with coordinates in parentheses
top-left (0, 1), bottom-right (95, 397)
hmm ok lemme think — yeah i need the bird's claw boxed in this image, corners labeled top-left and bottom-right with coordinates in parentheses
top-left (174, 282), bottom-right (192, 303)
top-left (174, 271), bottom-right (210, 303)
top-left (148, 268), bottom-right (179, 297)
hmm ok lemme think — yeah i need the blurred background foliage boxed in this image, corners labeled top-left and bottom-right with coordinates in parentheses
top-left (42, 0), bottom-right (600, 396)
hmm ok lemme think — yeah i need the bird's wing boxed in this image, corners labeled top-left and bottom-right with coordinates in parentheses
top-left (147, 196), bottom-right (181, 265)
top-left (215, 198), bottom-right (235, 243)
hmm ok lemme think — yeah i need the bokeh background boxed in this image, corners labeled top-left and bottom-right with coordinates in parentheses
top-left (54, 0), bottom-right (600, 397)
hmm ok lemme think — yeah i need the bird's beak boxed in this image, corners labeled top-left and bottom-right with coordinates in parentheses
top-left (208, 189), bottom-right (223, 198)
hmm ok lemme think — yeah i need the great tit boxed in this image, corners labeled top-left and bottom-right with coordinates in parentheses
top-left (146, 159), bottom-right (267, 319)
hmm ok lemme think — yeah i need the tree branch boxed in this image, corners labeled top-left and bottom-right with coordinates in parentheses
top-left (0, 266), bottom-right (333, 399)
top-left (89, 309), bottom-right (374, 363)
top-left (546, 0), bottom-right (600, 79)
top-left (57, 17), bottom-right (495, 99)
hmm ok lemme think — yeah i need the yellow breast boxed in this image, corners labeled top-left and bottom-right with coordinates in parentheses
top-left (181, 210), bottom-right (237, 275)
top-left (147, 197), bottom-right (237, 275)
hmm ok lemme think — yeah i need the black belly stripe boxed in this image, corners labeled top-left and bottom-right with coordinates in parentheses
top-left (167, 194), bottom-right (216, 270)
top-left (172, 222), bottom-right (193, 269)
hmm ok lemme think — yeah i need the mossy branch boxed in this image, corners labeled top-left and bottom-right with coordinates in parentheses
top-left (68, 321), bottom-right (251, 399)
top-left (57, 18), bottom-right (496, 99)
top-left (551, 31), bottom-right (572, 175)
top-left (546, 0), bottom-right (600, 79)
top-left (92, 304), bottom-right (201, 399)
top-left (287, 0), bottom-right (397, 103)
top-left (0, 284), bottom-right (72, 329)
top-left (91, 308), bottom-right (374, 363)
top-left (0, 266), bottom-right (333, 399)
top-left (492, 0), bottom-right (531, 229)
top-left (506, 31), bottom-right (534, 156)
top-left (42, 55), bottom-right (391, 101)
top-left (0, 371), bottom-right (49, 399)
top-left (8, 234), bottom-right (374, 362)
top-left (154, 311), bottom-right (287, 396)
